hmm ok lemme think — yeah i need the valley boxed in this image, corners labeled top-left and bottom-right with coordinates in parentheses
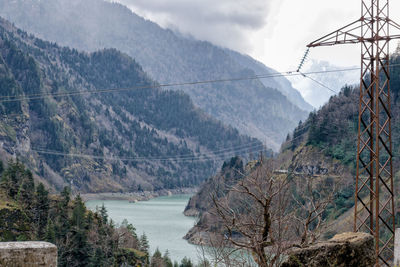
top-left (0, 0), bottom-right (399, 266)
top-left (0, 0), bottom-right (312, 150)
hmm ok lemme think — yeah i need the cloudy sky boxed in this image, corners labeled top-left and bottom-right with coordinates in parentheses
top-left (116, 0), bottom-right (400, 107)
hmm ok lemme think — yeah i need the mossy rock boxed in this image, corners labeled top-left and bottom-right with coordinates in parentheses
top-left (281, 232), bottom-right (375, 267)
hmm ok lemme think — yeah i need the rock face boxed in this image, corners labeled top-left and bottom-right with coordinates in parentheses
top-left (282, 232), bottom-right (375, 267)
top-left (0, 242), bottom-right (57, 267)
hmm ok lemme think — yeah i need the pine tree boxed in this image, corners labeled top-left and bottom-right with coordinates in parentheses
top-left (151, 248), bottom-right (164, 267)
top-left (90, 247), bottom-right (106, 267)
top-left (61, 195), bottom-right (92, 267)
top-left (1, 160), bottom-right (32, 200)
top-left (57, 187), bottom-right (71, 239)
top-left (163, 250), bottom-right (173, 267)
top-left (45, 218), bottom-right (56, 244)
top-left (121, 218), bottom-right (137, 239)
top-left (0, 160), bottom-right (4, 175)
top-left (71, 195), bottom-right (86, 228)
top-left (99, 203), bottom-right (108, 225)
top-left (139, 233), bottom-right (149, 253)
top-left (179, 257), bottom-right (193, 267)
top-left (56, 187), bottom-right (71, 266)
top-left (35, 183), bottom-right (49, 239)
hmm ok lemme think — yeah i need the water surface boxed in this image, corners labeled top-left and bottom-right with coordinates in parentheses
top-left (85, 194), bottom-right (199, 263)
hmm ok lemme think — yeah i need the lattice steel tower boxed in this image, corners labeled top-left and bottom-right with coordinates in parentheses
top-left (307, 0), bottom-right (400, 265)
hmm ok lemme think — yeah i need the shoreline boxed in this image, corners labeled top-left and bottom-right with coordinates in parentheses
top-left (81, 187), bottom-right (198, 202)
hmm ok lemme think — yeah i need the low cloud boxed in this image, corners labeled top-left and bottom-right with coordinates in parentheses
top-left (115, 0), bottom-right (270, 52)
top-left (290, 60), bottom-right (359, 108)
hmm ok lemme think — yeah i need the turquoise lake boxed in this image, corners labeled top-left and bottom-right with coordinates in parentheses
top-left (85, 194), bottom-right (199, 263)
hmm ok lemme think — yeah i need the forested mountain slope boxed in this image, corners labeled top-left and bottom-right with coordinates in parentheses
top-left (281, 53), bottom-right (400, 228)
top-left (0, 0), bottom-right (311, 150)
top-left (285, 51), bottom-right (400, 176)
top-left (185, 52), bottom-right (400, 243)
top-left (0, 17), bottom-right (262, 193)
top-left (0, 161), bottom-right (149, 266)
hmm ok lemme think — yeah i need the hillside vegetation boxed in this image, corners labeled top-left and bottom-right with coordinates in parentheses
top-left (282, 53), bottom-right (400, 227)
top-left (0, 17), bottom-right (262, 192)
top-left (185, 52), bottom-right (400, 247)
top-left (0, 0), bottom-right (312, 150)
top-left (0, 160), bottom-right (150, 266)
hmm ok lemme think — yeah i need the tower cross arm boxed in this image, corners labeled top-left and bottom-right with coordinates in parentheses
top-left (308, 18), bottom-right (400, 48)
top-left (307, 19), bottom-right (363, 48)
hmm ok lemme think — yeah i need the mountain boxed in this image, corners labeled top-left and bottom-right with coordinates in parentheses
top-left (0, 0), bottom-right (312, 150)
top-left (0, 17), bottom-right (264, 193)
top-left (184, 52), bottom-right (400, 243)
top-left (225, 49), bottom-right (313, 112)
top-left (283, 53), bottom-right (400, 228)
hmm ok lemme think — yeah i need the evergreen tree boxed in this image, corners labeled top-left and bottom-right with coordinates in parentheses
top-left (139, 233), bottom-right (149, 253)
top-left (0, 160), bottom-right (4, 175)
top-left (45, 218), bottom-right (56, 244)
top-left (163, 250), bottom-right (173, 267)
top-left (17, 169), bottom-right (34, 204)
top-left (71, 195), bottom-right (86, 228)
top-left (34, 183), bottom-right (49, 239)
top-left (121, 218), bottom-right (137, 239)
top-left (57, 187), bottom-right (71, 238)
top-left (57, 187), bottom-right (71, 266)
top-left (1, 160), bottom-right (32, 200)
top-left (99, 204), bottom-right (108, 225)
top-left (61, 195), bottom-right (91, 267)
top-left (151, 248), bottom-right (164, 267)
top-left (90, 247), bottom-right (106, 267)
top-left (179, 257), bottom-right (193, 267)
top-left (0, 161), bottom-right (145, 265)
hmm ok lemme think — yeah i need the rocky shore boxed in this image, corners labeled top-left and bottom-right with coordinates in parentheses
top-left (81, 187), bottom-right (198, 202)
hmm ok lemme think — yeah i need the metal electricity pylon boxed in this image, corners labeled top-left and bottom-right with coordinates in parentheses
top-left (307, 1), bottom-right (400, 265)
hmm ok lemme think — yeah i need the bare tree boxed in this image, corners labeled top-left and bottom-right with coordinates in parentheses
top-left (196, 232), bottom-right (252, 267)
top-left (290, 174), bottom-right (340, 246)
top-left (210, 160), bottom-right (292, 267)
top-left (205, 159), bottom-right (340, 267)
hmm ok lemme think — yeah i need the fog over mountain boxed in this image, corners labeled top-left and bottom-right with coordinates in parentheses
top-left (114, 0), bottom-right (271, 53)
top-left (0, 0), bottom-right (312, 150)
top-left (290, 60), bottom-right (359, 108)
top-left (0, 17), bottom-right (263, 192)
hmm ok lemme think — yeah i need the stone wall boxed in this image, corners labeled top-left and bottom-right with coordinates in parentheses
top-left (0, 242), bottom-right (57, 267)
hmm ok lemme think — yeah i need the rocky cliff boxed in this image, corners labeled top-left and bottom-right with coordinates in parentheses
top-left (0, 17), bottom-right (262, 192)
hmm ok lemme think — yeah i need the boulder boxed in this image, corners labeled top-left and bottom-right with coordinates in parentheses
top-left (282, 232), bottom-right (375, 267)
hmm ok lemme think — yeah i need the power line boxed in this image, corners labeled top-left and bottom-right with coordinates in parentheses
top-left (286, 114), bottom-right (358, 144)
top-left (25, 142), bottom-right (266, 163)
top-left (2, 55), bottom-right (400, 106)
top-left (299, 72), bottom-right (338, 93)
top-left (29, 140), bottom-right (264, 161)
top-left (1, 61), bottom-right (395, 163)
top-left (0, 65), bottom-right (370, 104)
top-left (22, 116), bottom-right (354, 163)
